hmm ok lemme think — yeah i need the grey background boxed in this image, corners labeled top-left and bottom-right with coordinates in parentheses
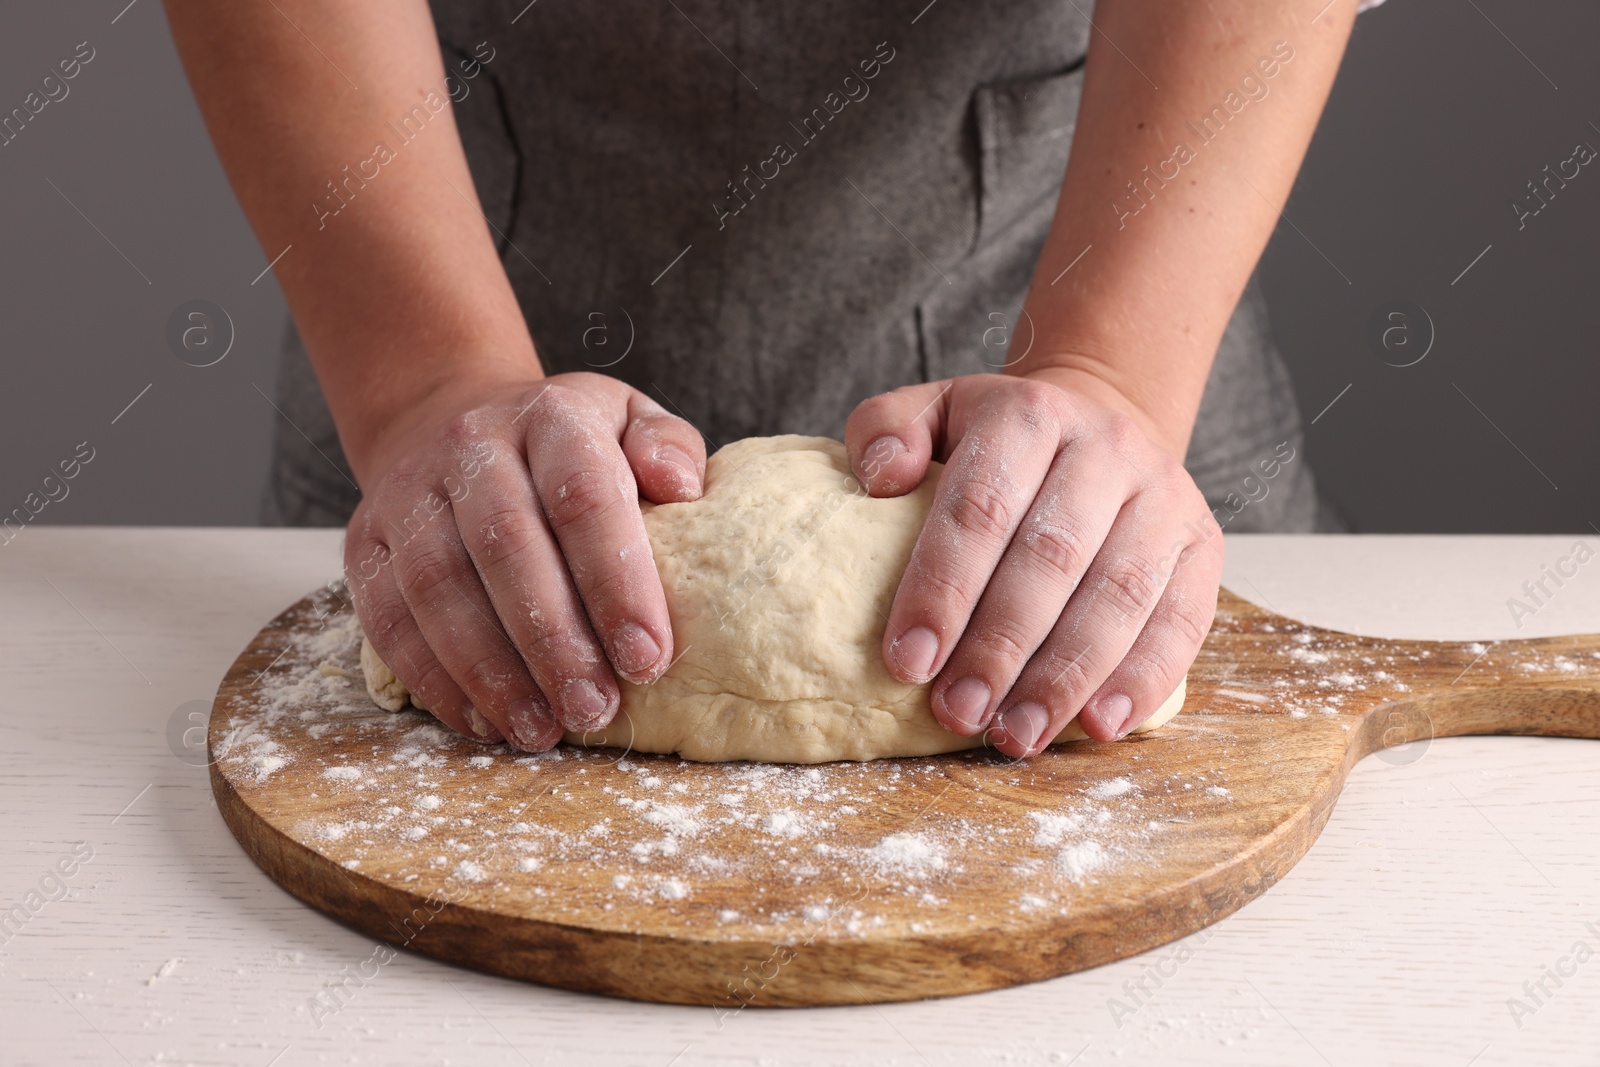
top-left (0, 0), bottom-right (1595, 532)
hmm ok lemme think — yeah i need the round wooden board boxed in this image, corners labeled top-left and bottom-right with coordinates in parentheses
top-left (209, 583), bottom-right (1600, 1006)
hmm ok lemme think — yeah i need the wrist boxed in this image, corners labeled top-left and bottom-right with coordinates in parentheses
top-left (335, 343), bottom-right (544, 485)
top-left (1013, 360), bottom-right (1194, 460)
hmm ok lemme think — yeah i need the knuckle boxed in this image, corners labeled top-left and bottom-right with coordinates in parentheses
top-left (544, 466), bottom-right (625, 531)
top-left (971, 620), bottom-right (1034, 669)
top-left (630, 401), bottom-right (679, 431)
top-left (344, 530), bottom-right (379, 569)
top-left (516, 625), bottom-right (600, 685)
top-left (1035, 643), bottom-right (1096, 702)
top-left (363, 605), bottom-right (416, 659)
top-left (346, 499), bottom-right (381, 543)
top-left (519, 382), bottom-right (594, 434)
top-left (633, 411), bottom-right (703, 457)
top-left (408, 659), bottom-right (461, 709)
top-left (946, 475), bottom-right (1014, 539)
top-left (394, 540), bottom-right (461, 608)
top-left (1099, 412), bottom-right (1143, 456)
top-left (581, 563), bottom-right (634, 610)
top-left (471, 504), bottom-right (546, 566)
top-left (534, 381), bottom-right (574, 408)
top-left (1161, 590), bottom-right (1217, 650)
top-left (1003, 380), bottom-right (1062, 434)
top-left (513, 382), bottom-right (555, 423)
top-left (382, 453), bottom-right (428, 490)
top-left (455, 649), bottom-right (521, 699)
top-left (1100, 557), bottom-right (1163, 616)
top-left (539, 382), bottom-right (589, 419)
top-left (1020, 514), bottom-right (1089, 582)
top-left (1183, 526), bottom-right (1227, 579)
top-left (439, 409), bottom-right (493, 452)
top-left (343, 532), bottom-right (390, 586)
top-left (910, 562), bottom-right (978, 612)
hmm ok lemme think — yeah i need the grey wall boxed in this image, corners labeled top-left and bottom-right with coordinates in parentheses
top-left (0, 0), bottom-right (285, 527)
top-left (1261, 0), bottom-right (1600, 532)
top-left (1, 0), bottom-right (1595, 531)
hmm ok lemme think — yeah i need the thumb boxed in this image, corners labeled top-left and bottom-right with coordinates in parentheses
top-left (621, 393), bottom-right (707, 504)
top-left (844, 381), bottom-right (952, 497)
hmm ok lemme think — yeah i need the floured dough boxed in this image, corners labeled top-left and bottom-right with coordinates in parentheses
top-left (360, 435), bottom-right (1185, 763)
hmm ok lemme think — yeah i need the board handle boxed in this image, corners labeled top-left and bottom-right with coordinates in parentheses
top-left (1356, 679), bottom-right (1600, 759)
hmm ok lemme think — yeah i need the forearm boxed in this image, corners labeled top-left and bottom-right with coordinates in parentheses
top-left (164, 0), bottom-right (539, 481)
top-left (1015, 0), bottom-right (1357, 457)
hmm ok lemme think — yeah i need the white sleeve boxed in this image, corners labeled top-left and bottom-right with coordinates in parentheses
top-left (1358, 0), bottom-right (1388, 10)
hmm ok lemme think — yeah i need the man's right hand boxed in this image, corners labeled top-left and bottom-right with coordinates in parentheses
top-left (160, 5), bottom-right (704, 749)
top-left (344, 372), bottom-right (706, 752)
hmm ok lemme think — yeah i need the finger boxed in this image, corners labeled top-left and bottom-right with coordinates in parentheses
top-left (620, 393), bottom-right (706, 504)
top-left (989, 488), bottom-right (1180, 757)
top-left (344, 508), bottom-right (499, 744)
top-left (844, 381), bottom-right (951, 497)
top-left (879, 380), bottom-right (1066, 685)
top-left (525, 383), bottom-right (674, 686)
top-left (929, 439), bottom-right (1126, 735)
top-left (1085, 519), bottom-right (1223, 739)
top-left (384, 496), bottom-right (558, 749)
top-left (449, 436), bottom-right (624, 735)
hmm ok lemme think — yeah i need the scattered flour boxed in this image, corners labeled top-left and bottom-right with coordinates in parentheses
top-left (640, 803), bottom-right (703, 837)
top-left (1058, 841), bottom-right (1109, 882)
top-left (761, 810), bottom-right (806, 837)
top-left (1026, 810), bottom-right (1085, 846)
top-left (1088, 777), bottom-right (1135, 800)
top-left (251, 754), bottom-right (288, 780)
top-left (865, 833), bottom-right (945, 875)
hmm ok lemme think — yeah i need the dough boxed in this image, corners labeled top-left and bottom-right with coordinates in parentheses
top-left (360, 436), bottom-right (1185, 763)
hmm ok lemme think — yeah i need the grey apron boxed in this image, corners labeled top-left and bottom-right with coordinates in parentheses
top-left (263, 0), bottom-right (1340, 533)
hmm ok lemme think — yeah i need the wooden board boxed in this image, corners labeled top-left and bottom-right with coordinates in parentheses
top-left (208, 583), bottom-right (1600, 1007)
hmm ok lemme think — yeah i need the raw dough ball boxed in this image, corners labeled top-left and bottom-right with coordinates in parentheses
top-left (360, 435), bottom-right (1185, 762)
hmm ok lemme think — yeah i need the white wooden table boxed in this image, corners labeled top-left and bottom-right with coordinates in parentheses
top-left (2, 529), bottom-right (1596, 1066)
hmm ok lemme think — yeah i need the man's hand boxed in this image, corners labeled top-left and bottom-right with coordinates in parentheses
top-left (344, 372), bottom-right (705, 751)
top-left (846, 371), bottom-right (1223, 758)
top-left (844, 0), bottom-right (1360, 758)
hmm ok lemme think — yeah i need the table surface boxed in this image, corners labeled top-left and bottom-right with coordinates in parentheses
top-left (1, 529), bottom-right (1597, 1067)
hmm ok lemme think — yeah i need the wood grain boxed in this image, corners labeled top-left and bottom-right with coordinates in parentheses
top-left (208, 585), bottom-right (1600, 1007)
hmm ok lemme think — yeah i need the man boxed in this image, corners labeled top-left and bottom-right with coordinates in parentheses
top-left (165, 0), bottom-right (1372, 756)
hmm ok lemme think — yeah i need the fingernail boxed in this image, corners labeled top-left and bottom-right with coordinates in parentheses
top-left (890, 626), bottom-right (939, 681)
top-left (996, 702), bottom-right (1051, 752)
top-left (1091, 691), bottom-right (1135, 738)
top-left (610, 621), bottom-right (664, 678)
top-left (506, 696), bottom-right (561, 751)
top-left (561, 678), bottom-right (616, 730)
top-left (941, 677), bottom-right (991, 732)
top-left (862, 435), bottom-right (908, 480)
top-left (466, 706), bottom-right (500, 741)
top-left (655, 446), bottom-right (701, 492)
